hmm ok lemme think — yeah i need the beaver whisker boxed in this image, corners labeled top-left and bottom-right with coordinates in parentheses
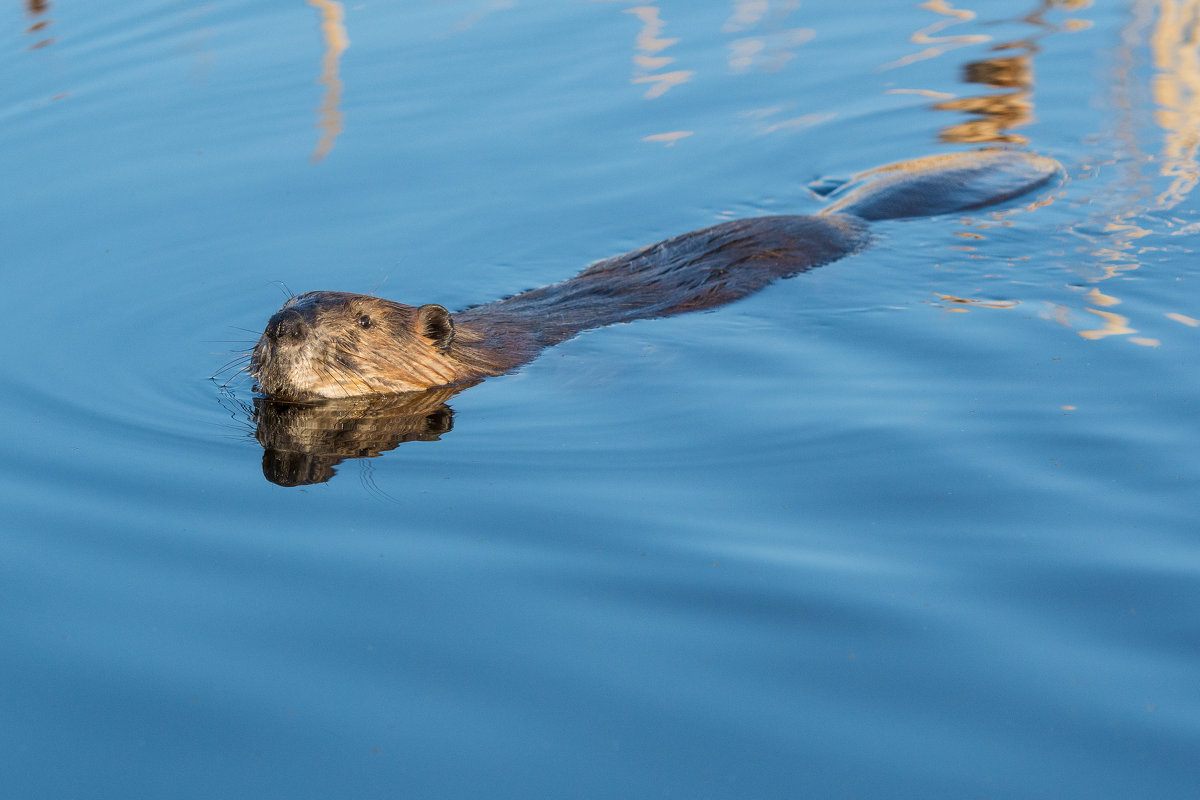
top-left (330, 346), bottom-right (377, 393)
top-left (327, 368), bottom-right (364, 398)
top-left (211, 362), bottom-right (253, 391)
top-left (317, 358), bottom-right (366, 399)
top-left (210, 353), bottom-right (253, 380)
top-left (268, 281), bottom-right (295, 301)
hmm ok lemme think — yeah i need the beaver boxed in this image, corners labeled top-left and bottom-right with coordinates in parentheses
top-left (250, 150), bottom-right (1060, 400)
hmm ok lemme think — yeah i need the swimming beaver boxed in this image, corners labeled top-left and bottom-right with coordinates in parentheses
top-left (251, 150), bottom-right (1060, 399)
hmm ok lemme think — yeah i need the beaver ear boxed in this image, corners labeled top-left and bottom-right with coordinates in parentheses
top-left (415, 304), bottom-right (455, 353)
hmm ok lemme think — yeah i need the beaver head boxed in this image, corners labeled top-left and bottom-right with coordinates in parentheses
top-left (251, 291), bottom-right (461, 399)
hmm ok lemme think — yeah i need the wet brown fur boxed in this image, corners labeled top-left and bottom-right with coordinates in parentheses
top-left (251, 214), bottom-right (866, 399)
top-left (250, 151), bottom-right (1061, 400)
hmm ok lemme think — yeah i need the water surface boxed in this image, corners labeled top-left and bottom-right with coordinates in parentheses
top-left (3, 1), bottom-right (1198, 797)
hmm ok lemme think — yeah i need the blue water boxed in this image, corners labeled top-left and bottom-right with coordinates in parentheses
top-left (4, 1), bottom-right (1199, 797)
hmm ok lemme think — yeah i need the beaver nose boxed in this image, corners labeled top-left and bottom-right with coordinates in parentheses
top-left (266, 308), bottom-right (309, 343)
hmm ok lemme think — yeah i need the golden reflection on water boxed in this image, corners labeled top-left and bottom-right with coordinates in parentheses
top-left (932, 53), bottom-right (1034, 145)
top-left (1063, 0), bottom-right (1200, 345)
top-left (642, 131), bottom-right (693, 145)
top-left (1144, 0), bottom-right (1200, 208)
top-left (897, 1), bottom-right (1092, 147)
top-left (930, 294), bottom-right (1020, 312)
top-left (604, 1), bottom-right (815, 98)
top-left (622, 5), bottom-right (694, 99)
top-left (596, 1), bottom-right (820, 141)
top-left (1085, 287), bottom-right (1121, 306)
top-left (24, 0), bottom-right (55, 50)
top-left (878, 0), bottom-right (988, 72)
top-left (308, 0), bottom-right (348, 162)
top-left (1078, 307), bottom-right (1138, 339)
top-left (882, 1), bottom-right (1197, 348)
top-left (723, 0), bottom-right (813, 74)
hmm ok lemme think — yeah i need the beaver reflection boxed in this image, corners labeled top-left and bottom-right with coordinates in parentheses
top-left (935, 53), bottom-right (1034, 145)
top-left (254, 386), bottom-right (468, 486)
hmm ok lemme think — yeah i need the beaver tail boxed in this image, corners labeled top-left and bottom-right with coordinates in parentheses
top-left (819, 150), bottom-right (1061, 222)
top-left (458, 150), bottom-right (1060, 350)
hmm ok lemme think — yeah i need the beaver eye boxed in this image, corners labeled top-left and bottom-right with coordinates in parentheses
top-left (358, 315), bottom-right (372, 329)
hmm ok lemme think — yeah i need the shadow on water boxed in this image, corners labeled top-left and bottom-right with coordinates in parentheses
top-left (218, 385), bottom-right (473, 486)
